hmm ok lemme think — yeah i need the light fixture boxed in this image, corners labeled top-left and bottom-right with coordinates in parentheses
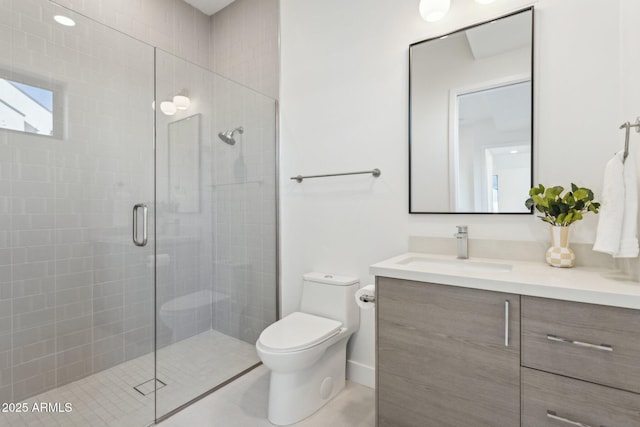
top-left (475, 0), bottom-right (496, 4)
top-left (510, 150), bottom-right (519, 154)
top-left (160, 101), bottom-right (177, 116)
top-left (158, 91), bottom-right (191, 115)
top-left (419, 0), bottom-right (451, 22)
top-left (54, 15), bottom-right (76, 27)
top-left (172, 95), bottom-right (190, 110)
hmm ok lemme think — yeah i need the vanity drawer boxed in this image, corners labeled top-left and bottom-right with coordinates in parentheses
top-left (522, 296), bottom-right (640, 393)
top-left (522, 367), bottom-right (640, 427)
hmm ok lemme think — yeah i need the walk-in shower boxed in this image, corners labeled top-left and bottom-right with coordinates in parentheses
top-left (218, 126), bottom-right (244, 145)
top-left (0, 1), bottom-right (277, 426)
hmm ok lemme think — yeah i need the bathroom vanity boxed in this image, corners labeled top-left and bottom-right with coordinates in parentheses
top-left (371, 253), bottom-right (640, 426)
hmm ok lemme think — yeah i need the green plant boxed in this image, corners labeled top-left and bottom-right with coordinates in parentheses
top-left (525, 183), bottom-right (600, 226)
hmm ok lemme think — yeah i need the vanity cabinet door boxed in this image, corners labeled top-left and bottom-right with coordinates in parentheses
top-left (376, 277), bottom-right (520, 427)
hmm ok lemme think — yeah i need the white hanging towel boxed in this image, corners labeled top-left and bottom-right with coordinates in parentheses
top-left (593, 151), bottom-right (639, 257)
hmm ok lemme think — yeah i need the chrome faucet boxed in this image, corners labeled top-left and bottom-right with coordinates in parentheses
top-left (454, 225), bottom-right (468, 259)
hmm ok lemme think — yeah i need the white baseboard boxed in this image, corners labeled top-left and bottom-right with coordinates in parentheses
top-left (346, 360), bottom-right (375, 389)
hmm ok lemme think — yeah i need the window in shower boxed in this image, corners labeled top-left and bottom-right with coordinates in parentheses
top-left (0, 75), bottom-right (62, 137)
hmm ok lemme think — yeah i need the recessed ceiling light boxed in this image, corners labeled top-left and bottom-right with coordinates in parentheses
top-left (510, 150), bottom-right (519, 154)
top-left (54, 15), bottom-right (76, 27)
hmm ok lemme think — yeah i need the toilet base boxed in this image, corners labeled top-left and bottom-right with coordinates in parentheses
top-left (267, 339), bottom-right (347, 426)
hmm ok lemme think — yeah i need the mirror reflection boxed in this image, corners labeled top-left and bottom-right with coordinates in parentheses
top-left (410, 8), bottom-right (533, 213)
top-left (169, 113), bottom-right (201, 213)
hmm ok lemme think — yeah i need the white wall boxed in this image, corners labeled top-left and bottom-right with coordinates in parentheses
top-left (280, 0), bottom-right (638, 387)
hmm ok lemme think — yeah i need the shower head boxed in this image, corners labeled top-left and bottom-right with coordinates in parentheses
top-left (218, 126), bottom-right (244, 145)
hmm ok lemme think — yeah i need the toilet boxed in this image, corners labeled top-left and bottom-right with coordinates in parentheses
top-left (256, 272), bottom-right (359, 426)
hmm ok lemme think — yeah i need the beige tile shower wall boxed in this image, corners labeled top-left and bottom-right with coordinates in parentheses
top-left (210, 0), bottom-right (279, 99)
top-left (1, 0), bottom-right (156, 403)
top-left (51, 0), bottom-right (210, 68)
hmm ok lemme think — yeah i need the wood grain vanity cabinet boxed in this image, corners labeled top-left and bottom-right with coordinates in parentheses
top-left (376, 277), bottom-right (520, 427)
top-left (521, 296), bottom-right (640, 426)
top-left (376, 278), bottom-right (640, 426)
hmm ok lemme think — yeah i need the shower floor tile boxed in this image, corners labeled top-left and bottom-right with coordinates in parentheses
top-left (0, 330), bottom-right (258, 427)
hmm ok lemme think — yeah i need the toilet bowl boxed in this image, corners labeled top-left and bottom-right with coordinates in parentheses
top-left (256, 272), bottom-right (359, 426)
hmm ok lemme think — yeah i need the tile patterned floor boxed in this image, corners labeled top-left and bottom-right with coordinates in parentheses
top-left (160, 365), bottom-right (375, 427)
top-left (0, 330), bottom-right (258, 427)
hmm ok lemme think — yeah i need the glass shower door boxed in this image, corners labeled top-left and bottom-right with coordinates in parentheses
top-left (0, 1), bottom-right (156, 426)
top-left (154, 50), bottom-right (277, 420)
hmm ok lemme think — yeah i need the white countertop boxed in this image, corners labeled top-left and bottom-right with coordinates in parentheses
top-left (370, 253), bottom-right (640, 309)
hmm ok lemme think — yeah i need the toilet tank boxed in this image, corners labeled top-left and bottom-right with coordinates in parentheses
top-left (300, 272), bottom-right (359, 334)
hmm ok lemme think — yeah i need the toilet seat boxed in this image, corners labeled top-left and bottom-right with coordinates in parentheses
top-left (259, 312), bottom-right (342, 353)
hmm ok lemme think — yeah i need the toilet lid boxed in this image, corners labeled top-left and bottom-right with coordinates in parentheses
top-left (259, 312), bottom-right (342, 353)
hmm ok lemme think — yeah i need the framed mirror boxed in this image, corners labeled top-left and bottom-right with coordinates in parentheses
top-left (169, 113), bottom-right (201, 213)
top-left (409, 8), bottom-right (533, 214)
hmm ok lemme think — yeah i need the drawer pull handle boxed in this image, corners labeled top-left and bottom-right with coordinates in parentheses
top-left (504, 300), bottom-right (509, 347)
top-left (546, 335), bottom-right (613, 352)
top-left (546, 410), bottom-right (606, 427)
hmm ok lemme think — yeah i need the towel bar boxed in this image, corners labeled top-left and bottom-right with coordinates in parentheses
top-left (620, 117), bottom-right (640, 163)
top-left (291, 168), bottom-right (381, 183)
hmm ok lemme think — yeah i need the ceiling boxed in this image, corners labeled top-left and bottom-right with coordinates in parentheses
top-left (464, 12), bottom-right (531, 60)
top-left (182, 0), bottom-right (235, 16)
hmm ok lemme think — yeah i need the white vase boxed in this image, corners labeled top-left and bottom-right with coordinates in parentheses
top-left (545, 225), bottom-right (575, 268)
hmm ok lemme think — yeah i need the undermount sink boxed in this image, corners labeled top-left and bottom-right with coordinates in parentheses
top-left (396, 255), bottom-right (513, 273)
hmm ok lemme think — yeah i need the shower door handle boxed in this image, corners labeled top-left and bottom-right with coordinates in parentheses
top-left (132, 203), bottom-right (148, 247)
